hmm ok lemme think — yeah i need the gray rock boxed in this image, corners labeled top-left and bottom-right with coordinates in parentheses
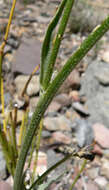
top-left (7, 38), bottom-right (20, 49)
top-left (71, 119), bottom-right (94, 147)
top-left (0, 151), bottom-right (7, 179)
top-left (4, 45), bottom-right (12, 55)
top-left (4, 93), bottom-right (11, 107)
top-left (36, 16), bottom-right (51, 24)
top-left (12, 38), bottom-right (41, 75)
top-left (95, 68), bottom-right (109, 86)
top-left (72, 102), bottom-right (89, 116)
top-left (80, 61), bottom-right (109, 127)
top-left (42, 130), bottom-right (51, 138)
top-left (0, 18), bottom-right (8, 35)
top-left (47, 149), bottom-right (67, 179)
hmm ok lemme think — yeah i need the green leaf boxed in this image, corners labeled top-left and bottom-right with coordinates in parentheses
top-left (40, 0), bottom-right (67, 90)
top-left (40, 0), bottom-right (75, 91)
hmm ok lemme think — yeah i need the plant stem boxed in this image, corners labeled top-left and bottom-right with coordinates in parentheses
top-left (14, 15), bottom-right (109, 190)
top-left (0, 0), bottom-right (17, 175)
top-left (21, 65), bottom-right (40, 97)
top-left (29, 154), bottom-right (73, 190)
top-left (1, 78), bottom-right (7, 133)
top-left (0, 0), bottom-right (16, 94)
top-left (0, 128), bottom-right (14, 176)
top-left (32, 119), bottom-right (43, 182)
top-left (69, 159), bottom-right (87, 190)
top-left (0, 0), bottom-right (17, 50)
top-left (9, 111), bottom-right (18, 160)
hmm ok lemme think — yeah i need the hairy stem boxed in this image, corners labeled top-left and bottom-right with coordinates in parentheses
top-left (14, 15), bottom-right (109, 190)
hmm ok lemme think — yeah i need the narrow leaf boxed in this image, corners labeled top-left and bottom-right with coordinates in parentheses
top-left (40, 0), bottom-right (66, 87)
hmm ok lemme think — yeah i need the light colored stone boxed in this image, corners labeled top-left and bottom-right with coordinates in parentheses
top-left (30, 97), bottom-right (39, 111)
top-left (52, 131), bottom-right (71, 144)
top-left (100, 158), bottom-right (109, 179)
top-left (36, 151), bottom-right (47, 176)
top-left (86, 181), bottom-right (99, 190)
top-left (95, 176), bottom-right (108, 187)
top-left (101, 48), bottom-right (109, 63)
top-left (44, 115), bottom-right (71, 131)
top-left (87, 167), bottom-right (99, 180)
top-left (15, 75), bottom-right (40, 96)
top-left (25, 151), bottom-right (47, 177)
top-left (69, 90), bottom-right (80, 102)
top-left (6, 176), bottom-right (13, 187)
top-left (0, 151), bottom-right (7, 179)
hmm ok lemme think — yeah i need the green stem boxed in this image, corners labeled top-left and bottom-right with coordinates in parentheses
top-left (0, 53), bottom-right (3, 99)
top-left (27, 134), bottom-right (36, 169)
top-left (10, 112), bottom-right (18, 163)
top-left (14, 15), bottom-right (109, 190)
top-left (29, 154), bottom-right (73, 190)
top-left (0, 128), bottom-right (14, 176)
top-left (32, 119), bottom-right (43, 182)
top-left (69, 159), bottom-right (87, 190)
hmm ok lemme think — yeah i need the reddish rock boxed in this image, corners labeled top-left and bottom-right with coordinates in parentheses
top-left (54, 93), bottom-right (72, 107)
top-left (93, 123), bottom-right (109, 148)
top-left (0, 181), bottom-right (12, 190)
top-left (92, 144), bottom-right (103, 156)
top-left (6, 176), bottom-right (13, 188)
top-left (59, 69), bottom-right (80, 93)
top-left (67, 69), bottom-right (80, 89)
top-left (52, 131), bottom-right (71, 144)
top-left (46, 101), bottom-right (61, 113)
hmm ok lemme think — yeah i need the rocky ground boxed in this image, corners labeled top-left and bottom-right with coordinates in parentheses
top-left (0, 0), bottom-right (109, 189)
